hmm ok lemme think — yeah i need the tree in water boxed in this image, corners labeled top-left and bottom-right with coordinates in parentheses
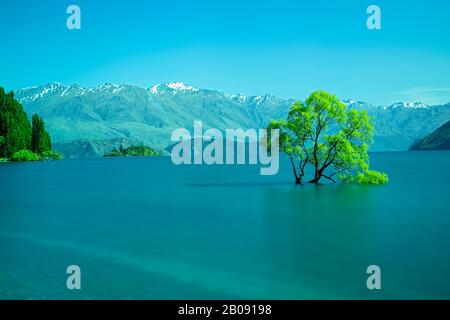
top-left (31, 114), bottom-right (52, 154)
top-left (268, 90), bottom-right (388, 184)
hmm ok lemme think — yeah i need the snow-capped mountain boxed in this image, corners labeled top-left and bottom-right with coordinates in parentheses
top-left (16, 82), bottom-right (65, 103)
top-left (15, 82), bottom-right (132, 102)
top-left (16, 82), bottom-right (432, 111)
top-left (16, 81), bottom-right (267, 103)
top-left (343, 99), bottom-right (375, 110)
top-left (343, 99), bottom-right (430, 110)
top-left (149, 82), bottom-right (200, 94)
top-left (388, 101), bottom-right (429, 109)
top-left (12, 82), bottom-right (450, 157)
top-left (13, 82), bottom-right (294, 157)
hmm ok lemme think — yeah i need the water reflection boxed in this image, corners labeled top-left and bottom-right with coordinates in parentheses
top-left (261, 184), bottom-right (378, 298)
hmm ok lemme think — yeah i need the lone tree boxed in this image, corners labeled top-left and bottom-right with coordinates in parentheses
top-left (31, 114), bottom-right (52, 154)
top-left (268, 90), bottom-right (388, 184)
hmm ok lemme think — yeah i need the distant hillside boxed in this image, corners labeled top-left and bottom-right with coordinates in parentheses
top-left (410, 120), bottom-right (450, 151)
top-left (15, 82), bottom-right (293, 158)
top-left (14, 82), bottom-right (450, 158)
top-left (53, 137), bottom-right (140, 159)
top-left (104, 145), bottom-right (159, 157)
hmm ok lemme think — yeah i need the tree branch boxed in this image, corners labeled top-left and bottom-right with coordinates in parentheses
top-left (322, 174), bottom-right (336, 183)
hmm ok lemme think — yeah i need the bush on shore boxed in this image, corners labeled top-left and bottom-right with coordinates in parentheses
top-left (40, 151), bottom-right (63, 160)
top-left (11, 149), bottom-right (40, 162)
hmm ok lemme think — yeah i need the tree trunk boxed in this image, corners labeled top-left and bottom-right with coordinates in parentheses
top-left (289, 156), bottom-right (303, 185)
top-left (308, 175), bottom-right (321, 183)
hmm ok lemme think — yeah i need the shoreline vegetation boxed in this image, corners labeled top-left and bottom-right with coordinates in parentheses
top-left (104, 145), bottom-right (160, 157)
top-left (0, 87), bottom-right (62, 162)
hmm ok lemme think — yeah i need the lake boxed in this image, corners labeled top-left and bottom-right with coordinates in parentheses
top-left (0, 151), bottom-right (449, 299)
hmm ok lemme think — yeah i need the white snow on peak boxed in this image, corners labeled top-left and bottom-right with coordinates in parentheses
top-left (225, 93), bottom-right (248, 103)
top-left (166, 82), bottom-right (198, 92)
top-left (61, 84), bottom-right (86, 96)
top-left (251, 95), bottom-right (266, 106)
top-left (85, 83), bottom-right (123, 94)
top-left (149, 82), bottom-right (199, 94)
top-left (46, 82), bottom-right (63, 89)
top-left (17, 82), bottom-right (65, 102)
top-left (390, 101), bottom-right (429, 109)
top-left (17, 82), bottom-right (127, 103)
top-left (251, 94), bottom-right (275, 106)
top-left (149, 86), bottom-right (157, 94)
top-left (96, 83), bottom-right (119, 91)
top-left (224, 93), bottom-right (278, 106)
top-left (344, 99), bottom-right (357, 105)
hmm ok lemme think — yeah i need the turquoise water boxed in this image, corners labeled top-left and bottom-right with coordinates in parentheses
top-left (0, 151), bottom-right (449, 299)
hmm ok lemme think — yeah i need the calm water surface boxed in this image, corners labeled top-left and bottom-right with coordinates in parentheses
top-left (0, 152), bottom-right (449, 299)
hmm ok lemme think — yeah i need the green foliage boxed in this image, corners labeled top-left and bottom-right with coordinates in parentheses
top-left (0, 88), bottom-right (32, 158)
top-left (0, 136), bottom-right (4, 158)
top-left (11, 149), bottom-right (40, 162)
top-left (105, 148), bottom-right (122, 157)
top-left (266, 101), bottom-right (314, 184)
top-left (40, 150), bottom-right (63, 160)
top-left (104, 145), bottom-right (159, 157)
top-left (340, 170), bottom-right (389, 185)
top-left (31, 114), bottom-right (52, 154)
top-left (269, 90), bottom-right (388, 184)
top-left (0, 87), bottom-right (58, 162)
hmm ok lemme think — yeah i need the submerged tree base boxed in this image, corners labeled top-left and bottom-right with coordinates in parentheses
top-left (292, 170), bottom-right (388, 185)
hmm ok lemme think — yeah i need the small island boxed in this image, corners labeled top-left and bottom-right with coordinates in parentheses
top-left (104, 145), bottom-right (160, 157)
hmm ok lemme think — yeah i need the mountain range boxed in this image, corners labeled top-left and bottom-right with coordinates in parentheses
top-left (13, 82), bottom-right (450, 158)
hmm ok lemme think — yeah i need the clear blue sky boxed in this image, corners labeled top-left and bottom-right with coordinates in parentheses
top-left (1, 0), bottom-right (449, 105)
